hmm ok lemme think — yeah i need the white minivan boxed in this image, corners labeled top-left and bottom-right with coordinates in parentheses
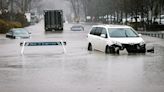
top-left (87, 25), bottom-right (146, 54)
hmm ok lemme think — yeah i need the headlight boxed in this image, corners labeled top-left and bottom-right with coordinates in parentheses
top-left (139, 41), bottom-right (145, 46)
top-left (112, 40), bottom-right (122, 46)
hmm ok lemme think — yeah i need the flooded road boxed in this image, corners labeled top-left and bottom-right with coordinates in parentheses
top-left (0, 21), bottom-right (164, 92)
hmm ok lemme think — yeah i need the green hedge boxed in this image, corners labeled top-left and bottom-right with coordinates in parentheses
top-left (128, 22), bottom-right (145, 30)
top-left (0, 12), bottom-right (29, 34)
top-left (0, 19), bottom-right (9, 33)
top-left (0, 19), bottom-right (22, 34)
top-left (146, 24), bottom-right (164, 31)
top-left (14, 13), bottom-right (29, 27)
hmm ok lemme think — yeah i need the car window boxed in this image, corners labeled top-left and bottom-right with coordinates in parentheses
top-left (8, 30), bottom-right (13, 35)
top-left (108, 28), bottom-right (139, 37)
top-left (90, 27), bottom-right (104, 36)
top-left (95, 27), bottom-right (103, 36)
top-left (13, 29), bottom-right (29, 36)
top-left (90, 27), bottom-right (96, 35)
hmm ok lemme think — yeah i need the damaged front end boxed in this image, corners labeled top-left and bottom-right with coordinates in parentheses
top-left (122, 43), bottom-right (146, 53)
top-left (108, 41), bottom-right (146, 54)
top-left (107, 42), bottom-right (123, 54)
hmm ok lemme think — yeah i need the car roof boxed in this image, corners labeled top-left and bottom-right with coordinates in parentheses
top-left (92, 24), bottom-right (132, 29)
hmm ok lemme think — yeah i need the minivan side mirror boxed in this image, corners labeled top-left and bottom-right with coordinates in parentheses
top-left (100, 34), bottom-right (106, 38)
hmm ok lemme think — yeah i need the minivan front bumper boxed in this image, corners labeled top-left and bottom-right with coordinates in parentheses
top-left (110, 43), bottom-right (146, 53)
top-left (122, 43), bottom-right (146, 53)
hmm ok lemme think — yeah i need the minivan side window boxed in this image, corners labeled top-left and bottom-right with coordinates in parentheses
top-left (90, 27), bottom-right (103, 36)
top-left (94, 27), bottom-right (102, 36)
top-left (90, 27), bottom-right (96, 35)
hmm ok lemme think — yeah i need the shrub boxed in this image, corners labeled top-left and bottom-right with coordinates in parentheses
top-left (146, 24), bottom-right (164, 31)
top-left (0, 19), bottom-right (9, 33)
top-left (0, 12), bottom-right (29, 27)
top-left (9, 21), bottom-right (22, 28)
top-left (128, 22), bottom-right (145, 30)
top-left (0, 12), bottom-right (29, 34)
top-left (15, 13), bottom-right (29, 26)
top-left (0, 19), bottom-right (23, 34)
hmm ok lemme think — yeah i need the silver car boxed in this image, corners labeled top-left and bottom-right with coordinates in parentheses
top-left (71, 25), bottom-right (84, 31)
top-left (6, 28), bottom-right (31, 39)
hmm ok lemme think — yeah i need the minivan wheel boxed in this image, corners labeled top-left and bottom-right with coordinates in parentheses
top-left (105, 46), bottom-right (110, 54)
top-left (88, 43), bottom-right (92, 51)
top-left (105, 46), bottom-right (115, 54)
top-left (115, 47), bottom-right (120, 54)
top-left (13, 36), bottom-right (16, 39)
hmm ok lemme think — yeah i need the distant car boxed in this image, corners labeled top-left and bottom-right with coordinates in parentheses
top-left (71, 25), bottom-right (84, 31)
top-left (107, 15), bottom-right (116, 22)
top-left (6, 28), bottom-right (31, 39)
top-left (87, 25), bottom-right (146, 54)
top-left (122, 15), bottom-right (144, 24)
top-left (155, 15), bottom-right (164, 24)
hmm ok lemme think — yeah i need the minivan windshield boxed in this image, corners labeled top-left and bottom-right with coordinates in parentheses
top-left (108, 28), bottom-right (139, 38)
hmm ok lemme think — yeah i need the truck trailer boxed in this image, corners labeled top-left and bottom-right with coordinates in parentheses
top-left (44, 10), bottom-right (63, 31)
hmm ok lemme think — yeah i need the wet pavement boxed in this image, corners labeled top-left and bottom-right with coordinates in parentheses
top-left (0, 21), bottom-right (164, 92)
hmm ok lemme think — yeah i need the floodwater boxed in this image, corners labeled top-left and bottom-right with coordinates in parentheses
top-left (0, 21), bottom-right (164, 92)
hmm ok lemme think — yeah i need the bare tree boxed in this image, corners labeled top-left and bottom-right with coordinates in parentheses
top-left (67, 0), bottom-right (86, 22)
top-left (85, 0), bottom-right (164, 24)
